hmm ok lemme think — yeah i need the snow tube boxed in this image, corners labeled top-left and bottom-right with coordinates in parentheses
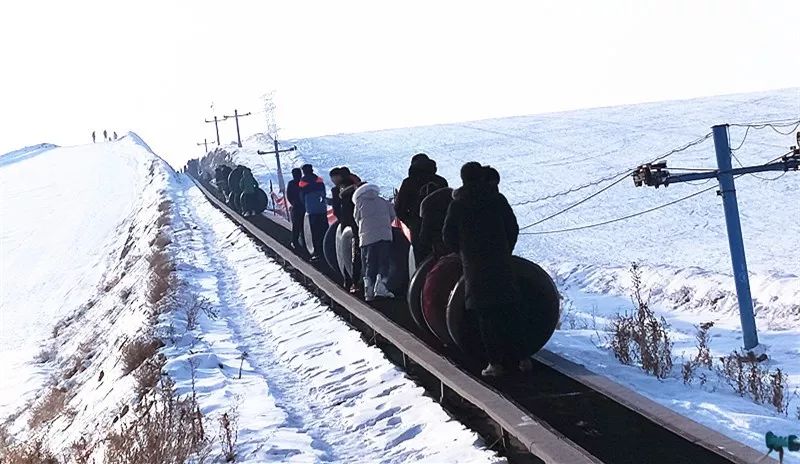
top-left (336, 225), bottom-right (354, 281)
top-left (252, 188), bottom-right (268, 214)
top-left (446, 256), bottom-right (560, 357)
top-left (324, 221), bottom-right (341, 280)
top-left (388, 227), bottom-right (410, 293)
top-left (422, 254), bottom-right (462, 345)
top-left (303, 215), bottom-right (314, 255)
top-left (407, 256), bottom-right (436, 334)
top-left (407, 246), bottom-right (417, 282)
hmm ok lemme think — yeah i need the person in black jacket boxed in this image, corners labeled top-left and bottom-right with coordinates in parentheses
top-left (329, 167), bottom-right (345, 221)
top-left (286, 168), bottom-right (305, 251)
top-left (337, 169), bottom-right (364, 292)
top-left (442, 162), bottom-right (523, 377)
top-left (395, 153), bottom-right (448, 263)
top-left (418, 186), bottom-right (454, 260)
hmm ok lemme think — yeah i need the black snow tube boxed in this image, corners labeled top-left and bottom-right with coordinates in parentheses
top-left (253, 188), bottom-right (268, 214)
top-left (388, 227), bottom-right (410, 294)
top-left (324, 221), bottom-right (341, 280)
top-left (446, 256), bottom-right (560, 357)
top-left (406, 256), bottom-right (437, 334)
top-left (422, 253), bottom-right (462, 345)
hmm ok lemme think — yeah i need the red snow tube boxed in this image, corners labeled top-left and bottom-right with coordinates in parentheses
top-left (446, 256), bottom-right (560, 357)
top-left (422, 254), bottom-right (462, 345)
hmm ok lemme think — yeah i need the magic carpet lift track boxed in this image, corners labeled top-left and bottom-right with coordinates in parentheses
top-left (189, 175), bottom-right (773, 464)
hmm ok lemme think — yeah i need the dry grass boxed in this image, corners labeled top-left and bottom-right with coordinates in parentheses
top-left (0, 437), bottom-right (61, 464)
top-left (716, 353), bottom-right (794, 414)
top-left (121, 338), bottom-right (163, 376)
top-left (134, 354), bottom-right (166, 401)
top-left (218, 406), bottom-right (239, 462)
top-left (146, 249), bottom-right (176, 307)
top-left (27, 388), bottom-right (68, 429)
top-left (105, 376), bottom-right (210, 464)
top-left (608, 263), bottom-right (673, 379)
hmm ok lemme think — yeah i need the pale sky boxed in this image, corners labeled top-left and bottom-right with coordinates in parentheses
top-left (1, 0), bottom-right (798, 167)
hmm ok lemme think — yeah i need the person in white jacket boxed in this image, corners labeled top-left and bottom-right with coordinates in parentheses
top-left (353, 183), bottom-right (395, 301)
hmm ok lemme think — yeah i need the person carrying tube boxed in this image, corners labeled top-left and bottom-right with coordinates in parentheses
top-left (298, 164), bottom-right (327, 261)
top-left (395, 153), bottom-right (448, 264)
top-left (239, 167), bottom-right (259, 217)
top-left (227, 165), bottom-right (246, 212)
top-left (354, 182), bottom-right (395, 301)
top-left (442, 162), bottom-right (528, 377)
top-left (286, 168), bottom-right (306, 251)
top-left (336, 167), bottom-right (364, 293)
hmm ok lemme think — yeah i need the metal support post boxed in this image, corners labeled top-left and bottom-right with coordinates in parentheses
top-left (712, 124), bottom-right (759, 351)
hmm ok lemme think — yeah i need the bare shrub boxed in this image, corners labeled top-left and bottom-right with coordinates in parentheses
top-left (186, 298), bottom-right (217, 331)
top-left (768, 369), bottom-right (792, 415)
top-left (717, 353), bottom-right (747, 396)
top-left (681, 360), bottom-right (695, 385)
top-left (146, 249), bottom-right (176, 307)
top-left (121, 338), bottom-right (163, 375)
top-left (150, 231), bottom-right (172, 249)
top-left (27, 388), bottom-right (68, 429)
top-left (157, 200), bottom-right (173, 214)
top-left (608, 263), bottom-right (673, 379)
top-left (0, 437), bottom-right (61, 464)
top-left (694, 322), bottom-right (714, 368)
top-left (218, 406), bottom-right (239, 462)
top-left (134, 354), bottom-right (166, 401)
top-left (70, 436), bottom-right (92, 464)
top-left (105, 376), bottom-right (209, 464)
top-left (120, 287), bottom-right (132, 303)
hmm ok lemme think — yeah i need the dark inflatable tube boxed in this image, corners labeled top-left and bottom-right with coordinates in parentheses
top-left (388, 227), bottom-right (410, 294)
top-left (446, 256), bottom-right (560, 357)
top-left (252, 188), bottom-right (268, 214)
top-left (324, 221), bottom-right (341, 281)
top-left (407, 256), bottom-right (437, 334)
top-left (422, 254), bottom-right (462, 345)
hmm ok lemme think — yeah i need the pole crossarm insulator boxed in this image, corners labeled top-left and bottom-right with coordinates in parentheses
top-left (633, 152), bottom-right (799, 188)
top-left (257, 145), bottom-right (297, 155)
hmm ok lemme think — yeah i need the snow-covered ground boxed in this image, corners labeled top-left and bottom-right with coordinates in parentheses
top-left (212, 88), bottom-right (800, 460)
top-left (0, 136), bottom-right (500, 462)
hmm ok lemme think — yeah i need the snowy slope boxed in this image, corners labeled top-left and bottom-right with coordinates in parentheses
top-left (1, 136), bottom-right (501, 462)
top-left (212, 88), bottom-right (800, 460)
top-left (0, 137), bottom-right (149, 420)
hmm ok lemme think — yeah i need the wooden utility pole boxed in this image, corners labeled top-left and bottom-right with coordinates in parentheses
top-left (196, 139), bottom-right (213, 154)
top-left (204, 116), bottom-right (221, 145)
top-left (258, 140), bottom-right (297, 218)
top-left (223, 109), bottom-right (253, 148)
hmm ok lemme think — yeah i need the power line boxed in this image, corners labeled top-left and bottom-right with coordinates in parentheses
top-left (520, 184), bottom-right (718, 235)
top-left (729, 118), bottom-right (800, 136)
top-left (516, 132), bottom-right (713, 229)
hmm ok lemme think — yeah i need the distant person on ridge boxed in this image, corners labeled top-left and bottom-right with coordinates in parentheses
top-left (113, 131), bottom-right (118, 141)
top-left (92, 131), bottom-right (96, 143)
top-left (335, 167), bottom-right (364, 293)
top-left (239, 167), bottom-right (259, 217)
top-left (354, 183), bottom-right (396, 301)
top-left (286, 168), bottom-right (305, 251)
top-left (103, 130), bottom-right (108, 141)
top-left (298, 164), bottom-right (327, 260)
top-left (443, 162), bottom-right (523, 377)
top-left (395, 153), bottom-right (448, 263)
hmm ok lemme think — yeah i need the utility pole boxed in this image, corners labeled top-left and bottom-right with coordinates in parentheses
top-left (632, 125), bottom-right (800, 354)
top-left (258, 140), bottom-right (297, 218)
top-left (223, 109), bottom-right (253, 148)
top-left (196, 138), bottom-right (213, 154)
top-left (204, 116), bottom-right (221, 145)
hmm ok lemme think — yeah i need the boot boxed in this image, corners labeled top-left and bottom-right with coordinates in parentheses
top-left (374, 274), bottom-right (394, 298)
top-left (481, 363), bottom-right (505, 377)
top-left (363, 277), bottom-right (375, 302)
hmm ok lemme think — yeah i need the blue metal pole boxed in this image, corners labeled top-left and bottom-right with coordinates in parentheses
top-left (712, 124), bottom-right (759, 350)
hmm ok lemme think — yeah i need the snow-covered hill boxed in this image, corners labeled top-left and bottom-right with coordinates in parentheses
top-left (208, 88), bottom-right (800, 460)
top-left (0, 136), bottom-right (500, 462)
